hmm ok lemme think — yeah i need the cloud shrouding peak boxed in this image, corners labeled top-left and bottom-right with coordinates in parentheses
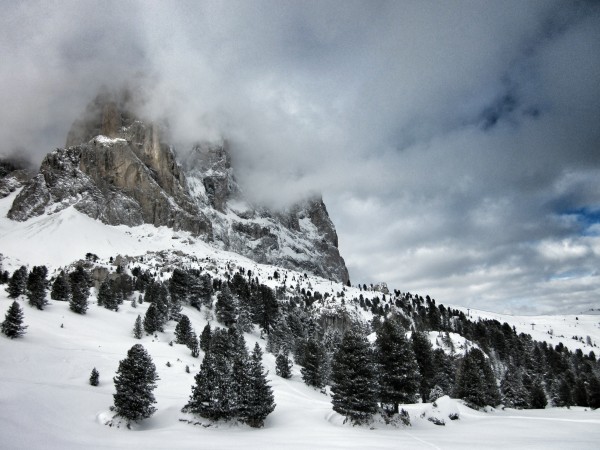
top-left (1, 0), bottom-right (599, 313)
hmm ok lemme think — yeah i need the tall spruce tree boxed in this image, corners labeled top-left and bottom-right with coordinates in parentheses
top-left (133, 315), bottom-right (143, 339)
top-left (454, 348), bottom-right (499, 408)
top-left (330, 330), bottom-right (378, 425)
top-left (200, 323), bottom-right (212, 352)
top-left (243, 343), bottom-right (275, 427)
top-left (216, 284), bottom-right (237, 327)
top-left (26, 265), bottom-right (48, 310)
top-left (501, 366), bottom-right (529, 409)
top-left (98, 279), bottom-right (118, 311)
top-left (112, 344), bottom-right (159, 422)
top-left (175, 314), bottom-right (194, 346)
top-left (7, 266), bottom-right (27, 299)
top-left (69, 266), bottom-right (90, 314)
top-left (301, 337), bottom-right (327, 388)
top-left (411, 331), bottom-right (435, 401)
top-left (51, 271), bottom-right (71, 301)
top-left (275, 352), bottom-right (293, 379)
top-left (143, 303), bottom-right (161, 334)
top-left (1, 301), bottom-right (27, 338)
top-left (375, 318), bottom-right (421, 414)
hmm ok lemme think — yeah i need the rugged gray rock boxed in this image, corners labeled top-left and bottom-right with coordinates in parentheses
top-left (7, 89), bottom-right (350, 283)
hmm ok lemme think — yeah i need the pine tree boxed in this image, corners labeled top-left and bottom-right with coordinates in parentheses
top-left (454, 348), bottom-right (500, 408)
top-left (143, 303), bottom-right (161, 334)
top-left (51, 271), bottom-right (71, 301)
top-left (236, 299), bottom-right (254, 333)
top-left (501, 366), bottom-right (529, 409)
top-left (98, 279), bottom-right (118, 311)
top-left (1, 301), bottom-right (27, 338)
top-left (112, 344), bottom-right (159, 422)
top-left (375, 318), bottom-right (421, 414)
top-left (573, 377), bottom-right (589, 407)
top-left (90, 368), bottom-right (99, 386)
top-left (133, 315), bottom-right (143, 339)
top-left (330, 330), bottom-right (378, 425)
top-left (587, 375), bottom-right (600, 409)
top-left (216, 284), bottom-right (237, 327)
top-left (69, 266), bottom-right (90, 314)
top-left (175, 314), bottom-right (194, 346)
top-left (529, 379), bottom-right (548, 409)
top-left (275, 352), bottom-right (293, 379)
top-left (430, 348), bottom-right (455, 397)
top-left (169, 268), bottom-right (189, 307)
top-left (301, 337), bottom-right (327, 388)
top-left (26, 266), bottom-right (48, 310)
top-left (243, 343), bottom-right (275, 428)
top-left (200, 323), bottom-right (212, 352)
top-left (7, 266), bottom-right (27, 298)
top-left (188, 331), bottom-right (200, 358)
top-left (411, 331), bottom-right (435, 401)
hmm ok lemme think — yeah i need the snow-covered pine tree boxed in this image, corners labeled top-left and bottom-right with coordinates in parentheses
top-left (216, 284), bottom-right (237, 327)
top-left (50, 271), bottom-right (71, 301)
top-left (26, 266), bottom-right (48, 310)
top-left (133, 315), bottom-right (143, 339)
top-left (143, 303), bottom-right (161, 334)
top-left (375, 318), bottom-right (421, 414)
top-left (301, 337), bottom-right (327, 388)
top-left (243, 343), bottom-right (275, 427)
top-left (98, 279), bottom-right (118, 311)
top-left (174, 314), bottom-right (194, 346)
top-left (7, 266), bottom-right (27, 298)
top-left (586, 375), bottom-right (600, 409)
top-left (454, 347), bottom-right (499, 408)
top-left (275, 352), bottom-right (293, 379)
top-left (1, 301), bottom-right (27, 338)
top-left (200, 323), bottom-right (212, 352)
top-left (501, 365), bottom-right (529, 409)
top-left (529, 378), bottom-right (548, 409)
top-left (112, 344), bottom-right (159, 422)
top-left (330, 329), bottom-right (378, 425)
top-left (69, 266), bottom-right (90, 314)
top-left (90, 368), bottom-right (99, 386)
top-left (411, 331), bottom-right (435, 401)
top-left (187, 330), bottom-right (200, 358)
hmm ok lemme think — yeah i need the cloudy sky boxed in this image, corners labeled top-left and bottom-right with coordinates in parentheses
top-left (1, 0), bottom-right (599, 314)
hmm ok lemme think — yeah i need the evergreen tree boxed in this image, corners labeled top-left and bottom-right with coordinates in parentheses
top-left (51, 271), bottom-right (71, 301)
top-left (188, 331), bottom-right (200, 358)
top-left (98, 279), bottom-right (118, 311)
top-left (430, 348), bottom-right (455, 397)
top-left (253, 284), bottom-right (279, 334)
top-left (556, 377), bottom-right (573, 407)
top-left (375, 318), bottom-right (421, 414)
top-left (154, 283), bottom-right (170, 329)
top-left (529, 379), bottom-right (548, 409)
top-left (1, 301), bottom-right (27, 338)
top-left (69, 266), bottom-right (90, 314)
top-left (143, 303), bottom-right (161, 334)
top-left (501, 366), bottom-right (529, 409)
top-left (90, 368), bottom-right (99, 386)
top-left (301, 337), bottom-right (327, 388)
top-left (133, 315), bottom-right (143, 339)
top-left (200, 323), bottom-right (212, 352)
top-left (454, 348), bottom-right (500, 408)
top-left (573, 377), bottom-right (589, 407)
top-left (113, 344), bottom-right (159, 422)
top-left (26, 265), bottom-right (48, 310)
top-left (183, 350), bottom-right (236, 421)
top-left (411, 331), bottom-right (435, 401)
top-left (275, 352), bottom-right (293, 379)
top-left (216, 284), bottom-right (237, 327)
top-left (587, 375), bottom-right (600, 409)
top-left (7, 266), bottom-right (27, 298)
top-left (236, 299), bottom-right (253, 333)
top-left (243, 343), bottom-right (275, 427)
top-left (175, 314), bottom-right (194, 345)
top-left (169, 268), bottom-right (189, 306)
top-left (331, 330), bottom-right (378, 425)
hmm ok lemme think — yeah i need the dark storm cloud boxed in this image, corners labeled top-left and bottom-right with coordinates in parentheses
top-left (1, 0), bottom-right (599, 313)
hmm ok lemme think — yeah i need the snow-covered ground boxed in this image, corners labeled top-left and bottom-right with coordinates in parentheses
top-left (2, 189), bottom-right (600, 448)
top-left (1, 296), bottom-right (600, 450)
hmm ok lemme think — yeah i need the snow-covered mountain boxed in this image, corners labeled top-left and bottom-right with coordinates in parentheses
top-left (5, 88), bottom-right (349, 283)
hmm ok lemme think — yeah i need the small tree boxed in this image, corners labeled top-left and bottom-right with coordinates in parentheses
top-left (275, 352), bottom-right (293, 379)
top-left (113, 344), bottom-right (159, 422)
top-left (51, 271), bottom-right (71, 301)
top-left (26, 266), bottom-right (48, 310)
top-left (243, 343), bottom-right (275, 427)
top-left (1, 301), bottom-right (27, 338)
top-left (90, 368), bottom-right (100, 386)
top-left (133, 315), bottom-right (143, 339)
top-left (7, 266), bottom-right (28, 298)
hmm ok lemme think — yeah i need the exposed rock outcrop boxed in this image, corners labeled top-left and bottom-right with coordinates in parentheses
top-left (7, 89), bottom-right (349, 283)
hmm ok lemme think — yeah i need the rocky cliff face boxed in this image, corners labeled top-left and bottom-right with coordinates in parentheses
top-left (7, 90), bottom-right (349, 283)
